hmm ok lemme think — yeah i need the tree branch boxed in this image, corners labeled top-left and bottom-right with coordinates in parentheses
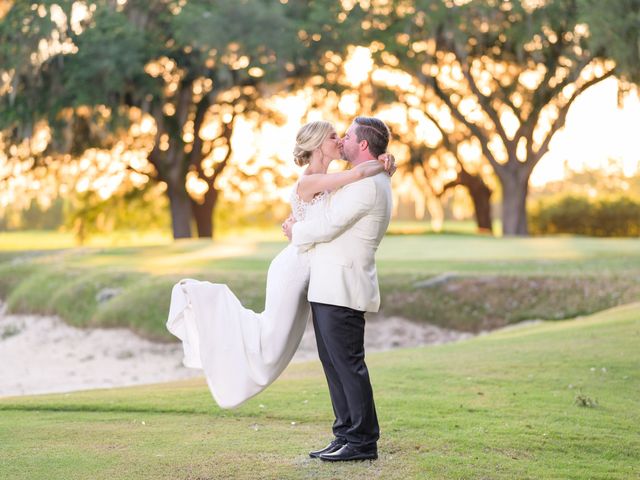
top-left (524, 55), bottom-right (592, 139)
top-left (423, 108), bottom-right (470, 176)
top-left (188, 93), bottom-right (211, 169)
top-left (415, 161), bottom-right (441, 199)
top-left (512, 28), bottom-right (572, 141)
top-left (455, 50), bottom-right (512, 150)
top-left (126, 164), bottom-right (156, 180)
top-left (426, 74), bottom-right (502, 172)
top-left (175, 80), bottom-right (193, 130)
top-left (497, 81), bottom-right (523, 121)
top-left (533, 68), bottom-right (615, 168)
top-left (212, 117), bottom-right (234, 180)
top-left (146, 145), bottom-right (165, 182)
top-left (438, 178), bottom-right (461, 197)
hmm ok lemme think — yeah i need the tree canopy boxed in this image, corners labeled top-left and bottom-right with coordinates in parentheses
top-left (1, 0), bottom-right (638, 238)
top-left (1, 0), bottom-right (345, 238)
top-left (360, 0), bottom-right (638, 234)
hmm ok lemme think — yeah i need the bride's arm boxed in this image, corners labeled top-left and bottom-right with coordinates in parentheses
top-left (296, 160), bottom-right (382, 200)
top-left (297, 152), bottom-right (395, 200)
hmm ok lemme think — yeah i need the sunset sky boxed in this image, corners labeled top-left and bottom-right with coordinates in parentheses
top-left (530, 78), bottom-right (640, 186)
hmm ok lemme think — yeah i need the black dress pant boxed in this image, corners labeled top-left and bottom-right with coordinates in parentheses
top-left (310, 301), bottom-right (379, 450)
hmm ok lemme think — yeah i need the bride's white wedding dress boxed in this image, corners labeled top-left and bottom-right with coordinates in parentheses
top-left (167, 185), bottom-right (327, 408)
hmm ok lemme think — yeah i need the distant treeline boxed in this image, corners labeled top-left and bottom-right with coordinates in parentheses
top-left (530, 194), bottom-right (640, 237)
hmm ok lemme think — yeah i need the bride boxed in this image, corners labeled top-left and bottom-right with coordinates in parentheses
top-left (167, 120), bottom-right (393, 408)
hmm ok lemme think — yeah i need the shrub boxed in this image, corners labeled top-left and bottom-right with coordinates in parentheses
top-left (530, 195), bottom-right (640, 236)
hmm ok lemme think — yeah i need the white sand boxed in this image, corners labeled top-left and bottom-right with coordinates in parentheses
top-left (0, 302), bottom-right (472, 398)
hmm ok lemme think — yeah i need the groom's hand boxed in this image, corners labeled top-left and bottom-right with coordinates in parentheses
top-left (378, 153), bottom-right (397, 177)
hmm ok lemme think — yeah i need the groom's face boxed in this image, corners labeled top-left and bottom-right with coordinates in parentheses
top-left (340, 123), bottom-right (360, 163)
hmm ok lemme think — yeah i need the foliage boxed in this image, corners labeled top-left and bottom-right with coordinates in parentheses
top-left (64, 182), bottom-right (170, 244)
top-left (1, 181), bottom-right (170, 243)
top-left (0, 197), bottom-right (64, 231)
top-left (577, 0), bottom-right (640, 88)
top-left (530, 194), bottom-right (640, 236)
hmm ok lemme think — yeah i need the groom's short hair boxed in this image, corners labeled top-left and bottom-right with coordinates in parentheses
top-left (354, 116), bottom-right (390, 158)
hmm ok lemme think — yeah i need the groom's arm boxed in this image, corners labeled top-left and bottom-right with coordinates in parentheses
top-left (291, 179), bottom-right (376, 251)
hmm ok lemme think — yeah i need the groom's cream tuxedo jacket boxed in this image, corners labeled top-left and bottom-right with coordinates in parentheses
top-left (292, 172), bottom-right (392, 313)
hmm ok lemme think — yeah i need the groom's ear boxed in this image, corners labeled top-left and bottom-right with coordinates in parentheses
top-left (359, 139), bottom-right (369, 152)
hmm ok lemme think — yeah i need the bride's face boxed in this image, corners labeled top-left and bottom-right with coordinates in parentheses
top-left (319, 128), bottom-right (341, 160)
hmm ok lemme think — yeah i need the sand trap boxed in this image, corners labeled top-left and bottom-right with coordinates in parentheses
top-left (0, 302), bottom-right (472, 398)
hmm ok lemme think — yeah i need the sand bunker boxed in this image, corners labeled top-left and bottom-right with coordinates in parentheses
top-left (0, 303), bottom-right (472, 397)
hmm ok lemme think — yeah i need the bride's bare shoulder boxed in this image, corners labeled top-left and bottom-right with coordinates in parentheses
top-left (295, 175), bottom-right (316, 202)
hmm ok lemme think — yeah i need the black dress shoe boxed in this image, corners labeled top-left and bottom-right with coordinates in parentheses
top-left (319, 444), bottom-right (378, 462)
top-left (309, 438), bottom-right (347, 458)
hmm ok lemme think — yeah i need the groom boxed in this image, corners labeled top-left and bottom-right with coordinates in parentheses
top-left (284, 116), bottom-right (393, 462)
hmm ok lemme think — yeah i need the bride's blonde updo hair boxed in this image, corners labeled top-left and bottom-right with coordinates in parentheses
top-left (293, 120), bottom-right (334, 167)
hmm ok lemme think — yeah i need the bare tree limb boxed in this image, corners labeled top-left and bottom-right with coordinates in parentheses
top-left (438, 178), bottom-right (462, 197)
top-left (533, 68), bottom-right (615, 168)
top-left (212, 118), bottom-right (234, 180)
top-left (427, 74), bottom-right (502, 172)
top-left (146, 144), bottom-right (165, 182)
top-left (422, 107), bottom-right (470, 176)
top-left (126, 164), bottom-right (155, 179)
top-left (456, 51), bottom-right (512, 150)
top-left (523, 55), bottom-right (592, 140)
top-left (497, 81), bottom-right (523, 121)
top-left (188, 93), bottom-right (211, 169)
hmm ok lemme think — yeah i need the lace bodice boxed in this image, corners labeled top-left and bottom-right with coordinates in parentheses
top-left (289, 182), bottom-right (328, 221)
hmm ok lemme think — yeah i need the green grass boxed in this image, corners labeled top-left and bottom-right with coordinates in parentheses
top-left (0, 221), bottom-right (480, 251)
top-left (4, 231), bottom-right (639, 275)
top-left (386, 219), bottom-right (489, 235)
top-left (0, 229), bottom-right (174, 251)
top-left (1, 232), bottom-right (639, 338)
top-left (1, 303), bottom-right (638, 479)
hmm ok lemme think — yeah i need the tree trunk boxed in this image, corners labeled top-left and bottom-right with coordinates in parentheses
top-left (167, 182), bottom-right (192, 239)
top-left (192, 188), bottom-right (218, 238)
top-left (500, 169), bottom-right (530, 236)
top-left (460, 170), bottom-right (493, 233)
top-left (441, 170), bottom-right (494, 234)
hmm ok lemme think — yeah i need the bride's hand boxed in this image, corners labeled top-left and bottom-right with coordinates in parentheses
top-left (281, 214), bottom-right (295, 241)
top-left (378, 153), bottom-right (396, 176)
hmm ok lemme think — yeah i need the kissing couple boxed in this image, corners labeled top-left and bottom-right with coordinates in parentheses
top-left (168, 116), bottom-right (396, 461)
